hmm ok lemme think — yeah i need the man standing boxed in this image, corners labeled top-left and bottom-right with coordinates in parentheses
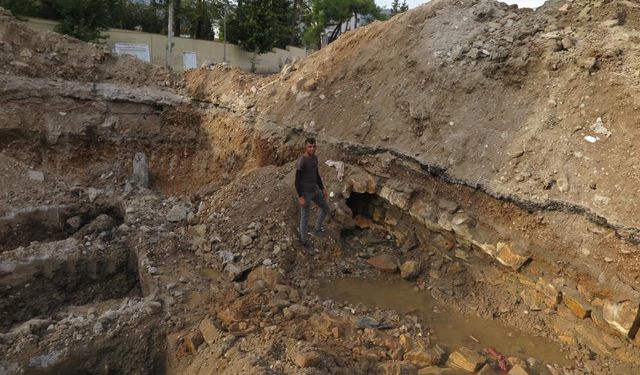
top-left (295, 138), bottom-right (329, 254)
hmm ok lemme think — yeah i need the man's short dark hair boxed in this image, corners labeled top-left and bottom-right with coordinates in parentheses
top-left (305, 137), bottom-right (316, 145)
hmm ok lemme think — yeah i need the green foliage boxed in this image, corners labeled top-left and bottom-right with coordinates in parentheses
top-left (390, 0), bottom-right (407, 15)
top-left (54, 0), bottom-right (111, 41)
top-left (38, 0), bottom-right (59, 19)
top-left (0, 0), bottom-right (42, 17)
top-left (302, 0), bottom-right (381, 48)
top-left (181, 0), bottom-right (222, 39)
top-left (390, 0), bottom-right (399, 15)
top-left (108, 0), bottom-right (165, 34)
top-left (399, 0), bottom-right (408, 12)
top-left (0, 0), bottom-right (112, 41)
top-left (226, 0), bottom-right (292, 54)
top-left (0, 0), bottom-right (340, 48)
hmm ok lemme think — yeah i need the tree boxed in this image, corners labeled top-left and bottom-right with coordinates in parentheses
top-left (0, 0), bottom-right (41, 17)
top-left (0, 0), bottom-right (304, 47)
top-left (390, 0), bottom-right (399, 15)
top-left (181, 0), bottom-right (222, 40)
top-left (390, 0), bottom-right (407, 15)
top-left (399, 0), bottom-right (408, 12)
top-left (54, 0), bottom-right (112, 42)
top-left (226, 0), bottom-right (291, 54)
top-left (108, 0), bottom-right (165, 33)
top-left (173, 0), bottom-right (181, 37)
top-left (302, 0), bottom-right (382, 49)
top-left (288, 0), bottom-right (302, 46)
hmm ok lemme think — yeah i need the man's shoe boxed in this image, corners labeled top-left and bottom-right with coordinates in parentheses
top-left (302, 241), bottom-right (316, 256)
top-left (314, 227), bottom-right (326, 237)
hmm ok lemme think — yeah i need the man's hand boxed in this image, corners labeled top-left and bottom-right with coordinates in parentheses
top-left (322, 189), bottom-right (328, 200)
top-left (298, 196), bottom-right (305, 206)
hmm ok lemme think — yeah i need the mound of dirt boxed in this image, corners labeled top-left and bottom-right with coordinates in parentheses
top-left (185, 0), bottom-right (640, 233)
top-left (0, 8), bottom-right (171, 86)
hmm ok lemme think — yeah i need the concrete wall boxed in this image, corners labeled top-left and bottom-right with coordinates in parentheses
top-left (26, 17), bottom-right (308, 73)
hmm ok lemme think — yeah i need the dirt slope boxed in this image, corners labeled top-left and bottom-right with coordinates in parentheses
top-left (0, 8), bottom-right (171, 85)
top-left (185, 0), bottom-right (640, 234)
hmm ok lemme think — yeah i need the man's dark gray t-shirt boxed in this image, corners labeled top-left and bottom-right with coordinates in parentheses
top-left (295, 155), bottom-right (324, 196)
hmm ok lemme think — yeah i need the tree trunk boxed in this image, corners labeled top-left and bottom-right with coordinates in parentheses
top-left (173, 0), bottom-right (180, 37)
top-left (195, 0), bottom-right (203, 39)
top-left (289, 0), bottom-right (298, 46)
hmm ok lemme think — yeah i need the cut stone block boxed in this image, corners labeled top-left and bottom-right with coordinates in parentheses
top-left (520, 289), bottom-right (545, 311)
top-left (198, 318), bottom-right (223, 346)
top-left (603, 299), bottom-right (640, 338)
top-left (27, 170), bottom-right (45, 182)
top-left (380, 185), bottom-right (412, 210)
top-left (536, 277), bottom-right (563, 306)
top-left (447, 347), bottom-right (485, 372)
top-left (507, 364), bottom-right (529, 375)
top-left (561, 288), bottom-right (592, 319)
top-left (495, 242), bottom-right (530, 271)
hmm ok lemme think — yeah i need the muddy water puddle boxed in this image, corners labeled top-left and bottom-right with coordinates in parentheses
top-left (199, 267), bottom-right (224, 281)
top-left (318, 278), bottom-right (572, 372)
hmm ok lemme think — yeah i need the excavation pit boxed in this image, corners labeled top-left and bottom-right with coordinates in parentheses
top-left (0, 204), bottom-right (124, 253)
top-left (337, 188), bottom-right (583, 372)
top-left (0, 237), bottom-right (141, 330)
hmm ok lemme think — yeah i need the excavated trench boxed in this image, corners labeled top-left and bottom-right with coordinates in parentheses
top-left (325, 147), bottom-right (640, 372)
top-left (3, 76), bottom-right (640, 373)
top-left (0, 240), bottom-right (141, 329)
top-left (0, 204), bottom-right (138, 329)
top-left (337, 190), bottom-right (576, 372)
top-left (0, 204), bottom-right (123, 253)
top-left (0, 78), bottom-right (302, 374)
top-left (0, 200), bottom-right (161, 374)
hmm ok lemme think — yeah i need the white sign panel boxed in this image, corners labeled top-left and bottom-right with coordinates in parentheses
top-left (113, 43), bottom-right (151, 63)
top-left (183, 52), bottom-right (197, 70)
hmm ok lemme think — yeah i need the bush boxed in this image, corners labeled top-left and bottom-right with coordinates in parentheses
top-left (54, 0), bottom-right (111, 42)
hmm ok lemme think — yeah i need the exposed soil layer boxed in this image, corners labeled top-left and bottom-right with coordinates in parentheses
top-left (0, 204), bottom-right (123, 252)
top-left (0, 236), bottom-right (140, 330)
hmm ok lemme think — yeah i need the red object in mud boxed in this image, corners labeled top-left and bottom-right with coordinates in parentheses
top-left (485, 347), bottom-right (509, 374)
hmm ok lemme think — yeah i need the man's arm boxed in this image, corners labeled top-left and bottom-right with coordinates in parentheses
top-left (316, 169), bottom-right (324, 191)
top-left (295, 158), bottom-right (305, 206)
top-left (295, 170), bottom-right (303, 197)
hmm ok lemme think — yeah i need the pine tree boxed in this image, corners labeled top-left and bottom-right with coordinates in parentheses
top-left (390, 0), bottom-right (400, 16)
top-left (399, 0), bottom-right (408, 12)
top-left (302, 0), bottom-right (381, 48)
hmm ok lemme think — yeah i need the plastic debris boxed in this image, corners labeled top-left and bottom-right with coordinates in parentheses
top-left (485, 347), bottom-right (509, 373)
top-left (325, 160), bottom-right (345, 181)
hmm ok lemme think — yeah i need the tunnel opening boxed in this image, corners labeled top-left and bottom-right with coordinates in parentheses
top-left (345, 191), bottom-right (377, 218)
